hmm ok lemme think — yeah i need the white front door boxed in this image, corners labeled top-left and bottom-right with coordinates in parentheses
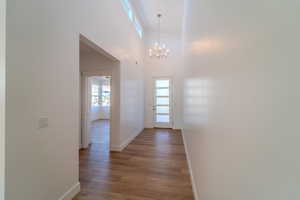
top-left (153, 78), bottom-right (172, 128)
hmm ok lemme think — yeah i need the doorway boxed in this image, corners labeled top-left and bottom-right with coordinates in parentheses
top-left (79, 35), bottom-right (120, 151)
top-left (153, 78), bottom-right (173, 128)
top-left (88, 76), bottom-right (111, 148)
top-left (80, 74), bottom-right (113, 150)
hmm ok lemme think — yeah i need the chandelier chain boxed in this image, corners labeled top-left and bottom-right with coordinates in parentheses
top-left (149, 13), bottom-right (170, 59)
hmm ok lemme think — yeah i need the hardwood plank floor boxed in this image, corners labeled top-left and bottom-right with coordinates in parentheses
top-left (74, 122), bottom-right (194, 200)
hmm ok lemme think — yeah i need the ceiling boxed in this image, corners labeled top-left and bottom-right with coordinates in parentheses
top-left (80, 41), bottom-right (95, 54)
top-left (131, 0), bottom-right (184, 34)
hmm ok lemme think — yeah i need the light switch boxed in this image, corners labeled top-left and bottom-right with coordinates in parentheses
top-left (38, 117), bottom-right (48, 129)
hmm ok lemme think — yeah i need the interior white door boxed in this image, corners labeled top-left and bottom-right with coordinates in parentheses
top-left (153, 78), bottom-right (172, 128)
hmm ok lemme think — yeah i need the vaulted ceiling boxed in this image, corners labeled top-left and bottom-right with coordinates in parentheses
top-left (131, 0), bottom-right (184, 34)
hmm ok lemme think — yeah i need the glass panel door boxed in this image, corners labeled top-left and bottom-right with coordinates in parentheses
top-left (153, 78), bottom-right (172, 128)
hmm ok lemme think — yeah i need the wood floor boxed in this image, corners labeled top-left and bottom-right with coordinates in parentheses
top-left (74, 121), bottom-right (194, 200)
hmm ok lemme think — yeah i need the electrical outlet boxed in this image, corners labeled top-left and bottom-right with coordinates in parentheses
top-left (38, 117), bottom-right (48, 129)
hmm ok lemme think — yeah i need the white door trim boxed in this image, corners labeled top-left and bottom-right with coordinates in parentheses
top-left (81, 74), bottom-right (90, 148)
top-left (0, 0), bottom-right (5, 198)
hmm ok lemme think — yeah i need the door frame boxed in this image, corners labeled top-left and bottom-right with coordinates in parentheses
top-left (81, 72), bottom-right (112, 149)
top-left (152, 77), bottom-right (173, 128)
top-left (0, 0), bottom-right (5, 199)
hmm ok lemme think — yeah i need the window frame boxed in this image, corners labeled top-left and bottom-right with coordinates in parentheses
top-left (91, 84), bottom-right (101, 107)
top-left (101, 84), bottom-right (111, 107)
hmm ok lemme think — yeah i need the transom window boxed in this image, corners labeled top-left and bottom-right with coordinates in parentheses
top-left (134, 16), bottom-right (143, 38)
top-left (121, 0), bottom-right (143, 38)
top-left (121, 0), bottom-right (133, 21)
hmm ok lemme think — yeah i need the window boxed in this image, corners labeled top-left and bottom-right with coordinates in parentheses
top-left (134, 16), bottom-right (143, 38)
top-left (101, 85), bottom-right (111, 106)
top-left (91, 84), bottom-right (100, 107)
top-left (121, 0), bottom-right (143, 38)
top-left (121, 0), bottom-right (133, 21)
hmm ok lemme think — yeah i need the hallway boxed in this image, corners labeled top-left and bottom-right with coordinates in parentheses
top-left (3, 0), bottom-right (300, 199)
top-left (74, 128), bottom-right (194, 200)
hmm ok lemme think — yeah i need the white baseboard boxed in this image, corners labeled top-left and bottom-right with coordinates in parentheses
top-left (110, 145), bottom-right (123, 152)
top-left (182, 130), bottom-right (199, 200)
top-left (110, 128), bottom-right (142, 152)
top-left (144, 125), bottom-right (154, 129)
top-left (58, 182), bottom-right (80, 200)
top-left (173, 125), bottom-right (182, 130)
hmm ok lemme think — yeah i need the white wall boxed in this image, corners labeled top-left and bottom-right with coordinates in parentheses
top-left (6, 0), bottom-right (145, 200)
top-left (144, 31), bottom-right (183, 129)
top-left (182, 0), bottom-right (300, 200)
top-left (0, 0), bottom-right (5, 199)
top-left (119, 58), bottom-right (144, 148)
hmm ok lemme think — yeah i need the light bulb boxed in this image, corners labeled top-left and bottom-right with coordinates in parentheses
top-left (149, 41), bottom-right (170, 58)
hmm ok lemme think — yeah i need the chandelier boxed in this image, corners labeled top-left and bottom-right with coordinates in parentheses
top-left (149, 14), bottom-right (170, 59)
